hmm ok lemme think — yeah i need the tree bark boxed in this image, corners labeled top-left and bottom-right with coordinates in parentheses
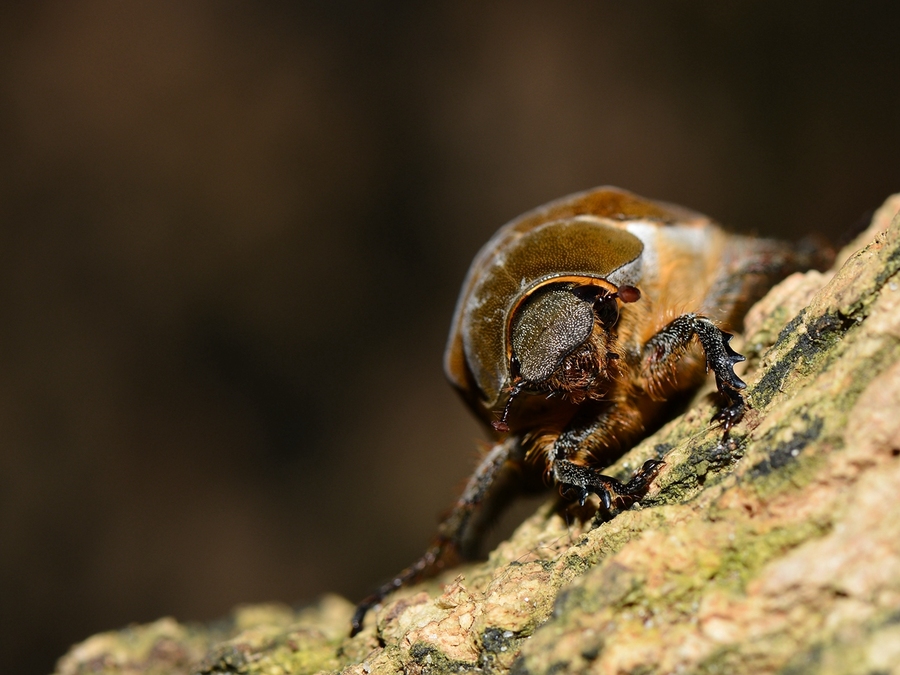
top-left (56, 194), bottom-right (900, 675)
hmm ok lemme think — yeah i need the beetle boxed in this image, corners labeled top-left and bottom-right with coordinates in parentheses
top-left (350, 186), bottom-right (831, 636)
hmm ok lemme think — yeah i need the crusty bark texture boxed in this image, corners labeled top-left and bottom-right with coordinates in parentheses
top-left (56, 195), bottom-right (900, 675)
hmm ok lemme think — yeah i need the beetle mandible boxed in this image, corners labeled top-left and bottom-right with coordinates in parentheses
top-left (350, 186), bottom-right (830, 635)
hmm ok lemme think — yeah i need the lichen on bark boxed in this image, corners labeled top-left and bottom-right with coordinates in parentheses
top-left (56, 195), bottom-right (900, 675)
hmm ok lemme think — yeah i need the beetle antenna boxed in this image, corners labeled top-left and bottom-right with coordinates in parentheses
top-left (612, 285), bottom-right (641, 303)
top-left (492, 381), bottom-right (524, 432)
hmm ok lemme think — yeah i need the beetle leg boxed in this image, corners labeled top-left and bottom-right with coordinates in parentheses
top-left (350, 437), bottom-right (525, 636)
top-left (435, 436), bottom-right (528, 559)
top-left (642, 313), bottom-right (747, 430)
top-left (553, 457), bottom-right (665, 515)
top-left (350, 540), bottom-right (448, 637)
top-left (550, 403), bottom-right (664, 516)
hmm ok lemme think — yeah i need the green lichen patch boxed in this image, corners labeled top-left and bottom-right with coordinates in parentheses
top-left (751, 310), bottom-right (858, 410)
top-left (55, 617), bottom-right (221, 675)
top-left (643, 432), bottom-right (746, 506)
top-left (478, 627), bottom-right (526, 672)
top-left (198, 628), bottom-right (344, 675)
top-left (407, 642), bottom-right (480, 674)
top-left (749, 414), bottom-right (824, 477)
top-left (750, 213), bottom-right (900, 415)
top-left (740, 270), bottom-right (835, 366)
top-left (549, 508), bottom-right (833, 633)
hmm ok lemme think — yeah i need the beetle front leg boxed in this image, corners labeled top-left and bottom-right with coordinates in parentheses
top-left (350, 437), bottom-right (525, 636)
top-left (550, 404), bottom-right (664, 517)
top-left (642, 313), bottom-right (747, 430)
top-left (553, 456), bottom-right (665, 514)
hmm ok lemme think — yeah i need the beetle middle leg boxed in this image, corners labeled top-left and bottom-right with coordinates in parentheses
top-left (642, 313), bottom-right (747, 430)
top-left (350, 436), bottom-right (526, 636)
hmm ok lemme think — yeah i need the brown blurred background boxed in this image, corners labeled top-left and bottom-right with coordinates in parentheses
top-left (1, 2), bottom-right (899, 673)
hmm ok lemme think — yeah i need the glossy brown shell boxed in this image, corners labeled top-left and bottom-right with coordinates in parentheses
top-left (444, 186), bottom-right (709, 420)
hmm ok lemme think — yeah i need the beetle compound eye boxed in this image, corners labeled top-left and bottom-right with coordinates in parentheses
top-left (594, 297), bottom-right (620, 329)
top-left (510, 287), bottom-right (595, 385)
top-left (509, 354), bottom-right (521, 379)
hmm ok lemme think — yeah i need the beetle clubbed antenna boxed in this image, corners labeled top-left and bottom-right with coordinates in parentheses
top-left (613, 285), bottom-right (641, 303)
top-left (492, 381), bottom-right (524, 432)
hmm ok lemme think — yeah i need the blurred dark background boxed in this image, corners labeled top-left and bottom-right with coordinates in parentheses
top-left (1, 2), bottom-right (899, 673)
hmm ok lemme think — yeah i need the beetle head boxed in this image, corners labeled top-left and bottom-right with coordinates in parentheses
top-left (491, 282), bottom-right (640, 431)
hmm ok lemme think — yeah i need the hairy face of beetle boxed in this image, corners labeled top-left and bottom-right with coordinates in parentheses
top-left (509, 284), bottom-right (619, 401)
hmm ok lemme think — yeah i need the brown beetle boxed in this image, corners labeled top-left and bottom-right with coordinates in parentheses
top-left (350, 186), bottom-right (830, 635)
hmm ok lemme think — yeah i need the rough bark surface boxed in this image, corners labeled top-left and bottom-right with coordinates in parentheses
top-left (56, 195), bottom-right (900, 675)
